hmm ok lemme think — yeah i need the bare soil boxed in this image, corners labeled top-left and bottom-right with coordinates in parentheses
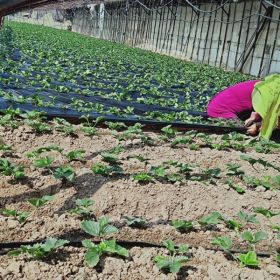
top-left (0, 123), bottom-right (280, 280)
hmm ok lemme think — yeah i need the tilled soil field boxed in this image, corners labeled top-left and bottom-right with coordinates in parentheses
top-left (0, 121), bottom-right (280, 280)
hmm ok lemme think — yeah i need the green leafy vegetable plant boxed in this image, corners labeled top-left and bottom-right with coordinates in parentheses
top-left (211, 236), bottom-right (233, 252)
top-left (69, 198), bottom-right (94, 218)
top-left (124, 216), bottom-right (146, 228)
top-left (0, 157), bottom-right (25, 179)
top-left (8, 238), bottom-right (69, 260)
top-left (238, 251), bottom-right (259, 268)
top-left (170, 220), bottom-right (194, 232)
top-left (54, 166), bottom-right (75, 182)
top-left (253, 207), bottom-right (280, 218)
top-left (1, 209), bottom-right (29, 224)
top-left (133, 172), bottom-right (153, 183)
top-left (28, 195), bottom-right (54, 208)
top-left (65, 150), bottom-right (86, 161)
top-left (199, 212), bottom-right (224, 227)
top-left (153, 240), bottom-right (189, 274)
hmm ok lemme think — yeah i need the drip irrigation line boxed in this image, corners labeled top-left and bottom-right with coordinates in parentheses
top-left (0, 238), bottom-right (274, 258)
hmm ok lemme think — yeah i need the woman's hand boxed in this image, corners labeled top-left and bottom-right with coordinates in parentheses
top-left (246, 123), bottom-right (261, 136)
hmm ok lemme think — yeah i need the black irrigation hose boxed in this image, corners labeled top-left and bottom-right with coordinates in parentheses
top-left (0, 238), bottom-right (274, 258)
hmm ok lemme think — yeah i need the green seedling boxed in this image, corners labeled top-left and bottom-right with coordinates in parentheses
top-left (26, 145), bottom-right (63, 158)
top-left (240, 155), bottom-right (280, 172)
top-left (117, 123), bottom-right (144, 140)
top-left (253, 207), bottom-right (280, 218)
top-left (28, 195), bottom-right (54, 208)
top-left (149, 166), bottom-right (167, 178)
top-left (165, 173), bottom-right (185, 183)
top-left (33, 156), bottom-right (54, 168)
top-left (65, 150), bottom-right (86, 161)
top-left (170, 220), bottom-right (194, 232)
top-left (171, 136), bottom-right (193, 147)
top-left (226, 219), bottom-right (243, 232)
top-left (199, 212), bottom-right (224, 227)
top-left (226, 179), bottom-right (246, 194)
top-left (189, 143), bottom-right (200, 150)
top-left (237, 211), bottom-right (259, 224)
top-left (27, 119), bottom-right (52, 133)
top-left (276, 252), bottom-right (280, 266)
top-left (226, 163), bottom-right (245, 177)
top-left (133, 172), bottom-right (153, 183)
top-left (54, 166), bottom-right (75, 182)
top-left (160, 125), bottom-right (177, 141)
top-left (81, 216), bottom-right (118, 237)
top-left (124, 216), bottom-right (146, 228)
top-left (8, 238), bottom-right (69, 260)
top-left (0, 157), bottom-right (25, 179)
top-left (154, 240), bottom-right (189, 274)
top-left (1, 209), bottom-right (29, 224)
top-left (82, 239), bottom-right (129, 267)
top-left (101, 152), bottom-right (119, 164)
top-left (238, 251), bottom-right (259, 267)
top-left (54, 118), bottom-right (75, 135)
top-left (69, 198), bottom-right (94, 218)
top-left (91, 163), bottom-right (123, 176)
top-left (241, 230), bottom-right (268, 245)
top-left (105, 121), bottom-right (127, 131)
top-left (211, 236), bottom-right (233, 252)
top-left (108, 146), bottom-right (125, 155)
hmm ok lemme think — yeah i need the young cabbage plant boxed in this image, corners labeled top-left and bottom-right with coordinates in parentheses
top-left (1, 209), bottom-right (29, 224)
top-left (8, 238), bottom-right (69, 260)
top-left (69, 198), bottom-right (95, 219)
top-left (153, 240), bottom-right (190, 274)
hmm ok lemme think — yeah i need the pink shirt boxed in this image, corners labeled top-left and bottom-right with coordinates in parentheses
top-left (207, 80), bottom-right (260, 119)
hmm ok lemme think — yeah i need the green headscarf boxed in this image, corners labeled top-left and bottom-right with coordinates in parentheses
top-left (252, 74), bottom-right (280, 139)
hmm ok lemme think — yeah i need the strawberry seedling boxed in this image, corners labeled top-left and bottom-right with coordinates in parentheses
top-left (237, 251), bottom-right (259, 268)
top-left (0, 158), bottom-right (25, 180)
top-left (226, 164), bottom-right (245, 178)
top-left (91, 163), bottom-right (123, 176)
top-left (82, 239), bottom-right (129, 267)
top-left (226, 219), bottom-right (243, 232)
top-left (253, 207), bottom-right (280, 219)
top-left (124, 216), bottom-right (147, 228)
top-left (8, 238), bottom-right (69, 260)
top-left (54, 166), bottom-right (75, 182)
top-left (65, 149), bottom-right (86, 161)
top-left (69, 198), bottom-right (95, 219)
top-left (1, 209), bottom-right (29, 224)
top-left (26, 145), bottom-right (64, 158)
top-left (226, 179), bottom-right (246, 194)
top-left (81, 217), bottom-right (128, 267)
top-left (153, 240), bottom-right (190, 274)
top-left (241, 231), bottom-right (268, 247)
top-left (28, 195), bottom-right (54, 208)
top-left (211, 236), bottom-right (233, 252)
top-left (81, 216), bottom-right (118, 237)
top-left (237, 211), bottom-right (259, 224)
top-left (133, 172), bottom-right (153, 183)
top-left (101, 152), bottom-right (119, 164)
top-left (170, 220), bottom-right (194, 233)
top-left (105, 121), bottom-right (127, 131)
top-left (199, 212), bottom-right (224, 227)
top-left (33, 156), bottom-right (54, 169)
top-left (54, 118), bottom-right (75, 136)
